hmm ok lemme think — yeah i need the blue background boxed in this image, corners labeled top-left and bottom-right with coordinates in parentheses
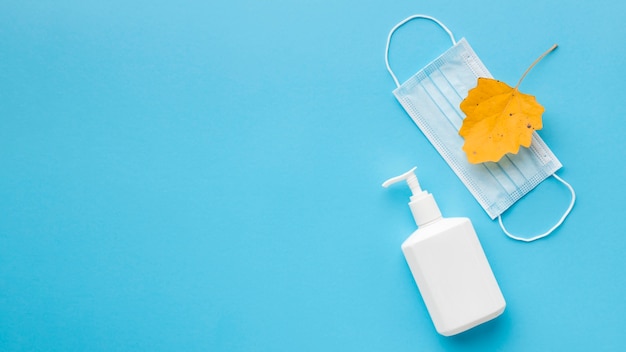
top-left (1, 1), bottom-right (624, 351)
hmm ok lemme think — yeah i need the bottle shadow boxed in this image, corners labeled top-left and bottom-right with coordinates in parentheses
top-left (439, 310), bottom-right (512, 348)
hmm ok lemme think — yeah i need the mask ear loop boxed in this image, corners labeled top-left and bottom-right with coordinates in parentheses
top-left (498, 173), bottom-right (576, 242)
top-left (385, 14), bottom-right (457, 88)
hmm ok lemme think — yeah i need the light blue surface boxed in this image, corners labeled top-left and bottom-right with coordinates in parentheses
top-left (1, 1), bottom-right (624, 351)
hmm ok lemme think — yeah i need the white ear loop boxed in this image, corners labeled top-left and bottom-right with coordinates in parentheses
top-left (498, 173), bottom-right (576, 242)
top-left (385, 14), bottom-right (457, 88)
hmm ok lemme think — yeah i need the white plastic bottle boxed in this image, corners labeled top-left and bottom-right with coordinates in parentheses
top-left (383, 167), bottom-right (506, 336)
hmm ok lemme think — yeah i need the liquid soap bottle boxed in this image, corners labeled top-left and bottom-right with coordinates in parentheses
top-left (383, 167), bottom-right (506, 336)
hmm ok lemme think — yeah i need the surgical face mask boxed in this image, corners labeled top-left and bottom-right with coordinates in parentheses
top-left (384, 15), bottom-right (575, 242)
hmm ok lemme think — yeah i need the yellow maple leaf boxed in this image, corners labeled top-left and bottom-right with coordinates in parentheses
top-left (459, 44), bottom-right (557, 164)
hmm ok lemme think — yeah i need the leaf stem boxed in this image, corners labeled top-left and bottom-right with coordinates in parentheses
top-left (514, 44), bottom-right (558, 89)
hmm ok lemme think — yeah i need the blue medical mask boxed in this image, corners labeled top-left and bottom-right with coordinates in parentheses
top-left (384, 15), bottom-right (575, 242)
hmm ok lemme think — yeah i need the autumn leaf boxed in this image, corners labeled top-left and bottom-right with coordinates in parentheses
top-left (459, 44), bottom-right (558, 164)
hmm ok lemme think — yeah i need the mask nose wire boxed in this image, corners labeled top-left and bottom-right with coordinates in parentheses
top-left (498, 173), bottom-right (576, 242)
top-left (385, 14), bottom-right (457, 88)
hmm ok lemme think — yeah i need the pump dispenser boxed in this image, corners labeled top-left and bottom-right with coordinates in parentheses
top-left (383, 167), bottom-right (506, 336)
top-left (382, 167), bottom-right (442, 227)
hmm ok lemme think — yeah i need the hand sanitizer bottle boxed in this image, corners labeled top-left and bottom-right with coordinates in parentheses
top-left (383, 167), bottom-right (506, 336)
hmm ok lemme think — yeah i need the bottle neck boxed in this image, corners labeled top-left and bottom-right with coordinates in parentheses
top-left (409, 193), bottom-right (442, 227)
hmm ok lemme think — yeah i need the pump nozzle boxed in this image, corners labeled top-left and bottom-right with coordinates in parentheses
top-left (383, 166), bottom-right (442, 227)
top-left (382, 167), bottom-right (423, 196)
